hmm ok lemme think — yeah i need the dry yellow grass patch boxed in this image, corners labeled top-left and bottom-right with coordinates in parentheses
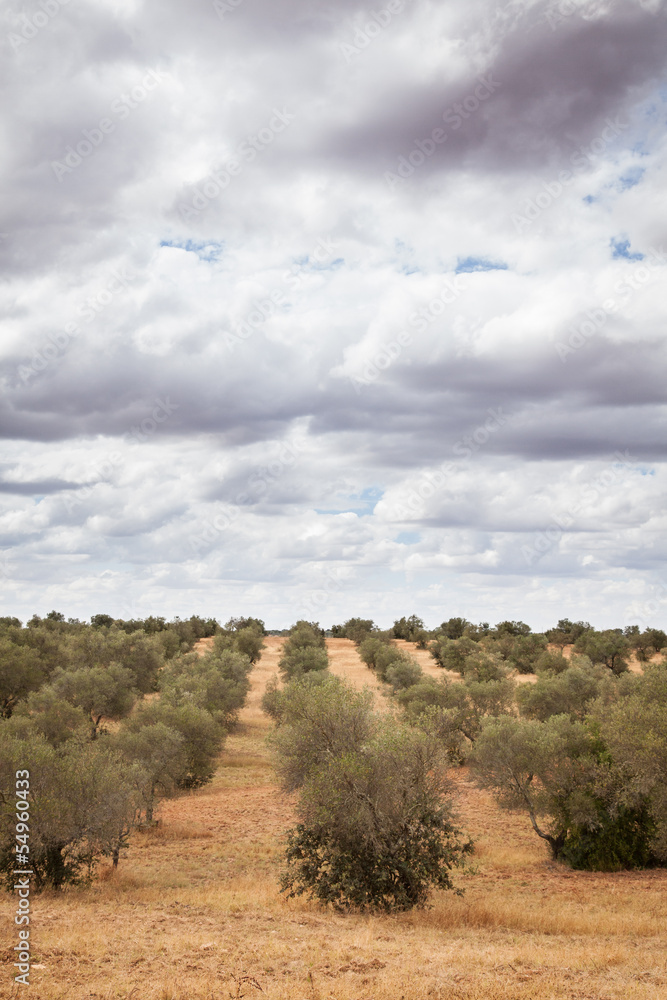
top-left (2, 639), bottom-right (666, 1000)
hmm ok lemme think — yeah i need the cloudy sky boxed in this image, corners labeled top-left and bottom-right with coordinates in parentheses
top-left (1, 0), bottom-right (666, 630)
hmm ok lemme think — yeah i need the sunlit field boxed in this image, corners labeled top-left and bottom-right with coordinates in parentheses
top-left (2, 637), bottom-right (665, 1000)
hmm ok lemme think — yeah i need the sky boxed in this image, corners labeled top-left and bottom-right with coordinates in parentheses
top-left (1, 0), bottom-right (666, 631)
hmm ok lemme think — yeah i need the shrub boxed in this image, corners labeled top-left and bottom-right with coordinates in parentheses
top-left (516, 664), bottom-right (604, 722)
top-left (261, 671), bottom-right (330, 723)
top-left (278, 710), bottom-right (473, 911)
top-left (560, 803), bottom-right (657, 871)
top-left (535, 650), bottom-right (570, 674)
top-left (0, 732), bottom-right (139, 890)
top-left (160, 648), bottom-right (252, 727)
top-left (430, 636), bottom-right (477, 673)
top-left (574, 630), bottom-right (630, 674)
top-left (279, 645), bottom-right (329, 680)
top-left (392, 615), bottom-right (425, 642)
top-left (385, 657), bottom-right (423, 691)
top-left (278, 621), bottom-right (329, 679)
top-left (358, 634), bottom-right (392, 670)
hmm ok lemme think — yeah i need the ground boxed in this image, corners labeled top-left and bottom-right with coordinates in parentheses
top-left (1, 637), bottom-right (666, 1000)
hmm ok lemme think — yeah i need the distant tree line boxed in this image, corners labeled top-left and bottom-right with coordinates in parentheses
top-left (0, 612), bottom-right (265, 890)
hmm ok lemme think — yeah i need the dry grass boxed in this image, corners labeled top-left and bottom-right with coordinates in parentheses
top-left (2, 638), bottom-right (665, 1000)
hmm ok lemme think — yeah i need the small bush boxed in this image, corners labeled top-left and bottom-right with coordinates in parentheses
top-left (560, 804), bottom-right (658, 871)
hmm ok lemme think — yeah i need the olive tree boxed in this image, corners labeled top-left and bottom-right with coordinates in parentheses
top-left (128, 699), bottom-right (224, 790)
top-left (469, 715), bottom-right (600, 859)
top-left (0, 732), bottom-right (140, 889)
top-left (469, 714), bottom-right (655, 869)
top-left (429, 636), bottom-right (477, 673)
top-left (50, 663), bottom-right (138, 738)
top-left (160, 648), bottom-right (252, 727)
top-left (113, 722), bottom-right (187, 824)
top-left (574, 630), bottom-right (630, 674)
top-left (273, 676), bottom-right (472, 910)
top-left (516, 663), bottom-right (604, 722)
top-left (278, 621), bottom-right (329, 679)
top-left (13, 688), bottom-right (90, 746)
top-left (398, 675), bottom-right (515, 746)
top-left (0, 638), bottom-right (47, 718)
top-left (594, 664), bottom-right (667, 861)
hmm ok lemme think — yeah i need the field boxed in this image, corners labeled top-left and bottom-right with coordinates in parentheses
top-left (2, 638), bottom-right (666, 1000)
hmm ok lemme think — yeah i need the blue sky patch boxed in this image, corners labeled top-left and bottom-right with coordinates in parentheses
top-left (160, 239), bottom-right (224, 261)
top-left (455, 256), bottom-right (508, 274)
top-left (610, 237), bottom-right (644, 261)
top-left (395, 531), bottom-right (421, 545)
top-left (618, 166), bottom-right (645, 191)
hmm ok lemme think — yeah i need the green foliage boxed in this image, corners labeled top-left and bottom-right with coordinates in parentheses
top-left (495, 620), bottom-right (532, 637)
top-left (50, 663), bottom-right (138, 737)
top-left (385, 657), bottom-right (423, 691)
top-left (560, 803), bottom-right (657, 871)
top-left (574, 630), bottom-right (630, 674)
top-left (90, 614), bottom-right (114, 628)
top-left (270, 675), bottom-right (374, 792)
top-left (593, 663), bottom-right (667, 861)
top-left (233, 627), bottom-right (265, 664)
top-left (114, 721), bottom-right (187, 823)
top-left (339, 618), bottom-right (376, 644)
top-left (461, 649), bottom-right (508, 683)
top-left (13, 688), bottom-right (90, 746)
top-left (0, 616), bottom-right (22, 628)
top-left (392, 615), bottom-right (425, 641)
top-left (438, 617), bottom-right (471, 639)
top-left (546, 619), bottom-right (592, 647)
top-left (279, 645), bottom-right (329, 679)
top-left (504, 633), bottom-right (548, 673)
top-left (128, 699), bottom-right (224, 790)
top-left (0, 732), bottom-right (139, 890)
top-left (58, 627), bottom-right (166, 693)
top-left (160, 647), bottom-right (252, 727)
top-left (630, 627), bottom-right (667, 662)
top-left (276, 698), bottom-right (473, 911)
top-left (429, 636), bottom-right (477, 673)
top-left (288, 621), bottom-right (326, 645)
top-left (358, 633), bottom-right (392, 669)
top-left (0, 637), bottom-right (47, 717)
top-left (278, 621), bottom-right (329, 680)
top-left (535, 650), bottom-right (571, 674)
top-left (516, 664), bottom-right (604, 722)
top-left (224, 616), bottom-right (266, 635)
top-left (468, 712), bottom-right (657, 871)
top-left (261, 670), bottom-right (334, 723)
